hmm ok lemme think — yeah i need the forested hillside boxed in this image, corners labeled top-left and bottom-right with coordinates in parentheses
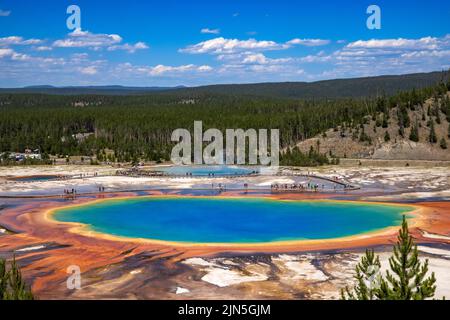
top-left (1, 73), bottom-right (449, 165)
top-left (172, 71), bottom-right (449, 99)
top-left (295, 90), bottom-right (450, 161)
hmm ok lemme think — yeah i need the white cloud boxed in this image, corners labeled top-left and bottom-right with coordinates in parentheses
top-left (0, 36), bottom-right (43, 46)
top-left (80, 66), bottom-right (98, 75)
top-left (201, 28), bottom-right (220, 35)
top-left (401, 50), bottom-right (450, 59)
top-left (287, 38), bottom-right (330, 47)
top-left (147, 64), bottom-right (212, 76)
top-left (35, 46), bottom-right (53, 51)
top-left (0, 48), bottom-right (31, 61)
top-left (340, 35), bottom-right (450, 60)
top-left (0, 9), bottom-right (11, 17)
top-left (218, 61), bottom-right (304, 77)
top-left (198, 65), bottom-right (213, 72)
top-left (346, 36), bottom-right (443, 50)
top-left (117, 63), bottom-right (213, 76)
top-left (299, 34), bottom-right (450, 80)
top-left (299, 52), bottom-right (332, 63)
top-left (181, 37), bottom-right (288, 54)
top-left (107, 41), bottom-right (149, 53)
top-left (53, 30), bottom-right (122, 49)
top-left (0, 48), bottom-right (14, 58)
top-left (181, 37), bottom-right (331, 55)
top-left (241, 53), bottom-right (292, 65)
top-left (21, 39), bottom-right (42, 45)
top-left (242, 53), bottom-right (267, 64)
top-left (53, 30), bottom-right (148, 53)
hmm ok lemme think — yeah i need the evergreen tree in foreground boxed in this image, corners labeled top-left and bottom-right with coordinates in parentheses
top-left (342, 216), bottom-right (437, 300)
top-left (0, 259), bottom-right (7, 297)
top-left (378, 216), bottom-right (436, 300)
top-left (0, 256), bottom-right (34, 300)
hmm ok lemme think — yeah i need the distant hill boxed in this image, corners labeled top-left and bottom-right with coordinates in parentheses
top-left (172, 71), bottom-right (450, 99)
top-left (0, 71), bottom-right (448, 98)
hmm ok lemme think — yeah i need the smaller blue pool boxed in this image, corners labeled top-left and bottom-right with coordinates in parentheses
top-left (12, 175), bottom-right (60, 182)
top-left (154, 165), bottom-right (258, 177)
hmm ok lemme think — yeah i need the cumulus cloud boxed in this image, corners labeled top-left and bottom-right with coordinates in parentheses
top-left (299, 51), bottom-right (332, 63)
top-left (147, 64), bottom-right (212, 76)
top-left (35, 46), bottom-right (52, 51)
top-left (53, 30), bottom-right (122, 49)
top-left (180, 37), bottom-right (288, 54)
top-left (241, 53), bottom-right (292, 65)
top-left (179, 36), bottom-right (327, 79)
top-left (181, 37), bottom-right (330, 55)
top-left (117, 63), bottom-right (213, 76)
top-left (0, 48), bottom-right (30, 61)
top-left (287, 38), bottom-right (330, 47)
top-left (346, 36), bottom-right (443, 50)
top-left (80, 66), bottom-right (98, 75)
top-left (338, 35), bottom-right (450, 60)
top-left (242, 53), bottom-right (268, 64)
top-left (52, 30), bottom-right (148, 53)
top-left (218, 60), bottom-right (304, 77)
top-left (0, 48), bottom-right (14, 58)
top-left (201, 28), bottom-right (220, 35)
top-left (0, 36), bottom-right (43, 46)
top-left (107, 42), bottom-right (149, 53)
top-left (298, 34), bottom-right (450, 80)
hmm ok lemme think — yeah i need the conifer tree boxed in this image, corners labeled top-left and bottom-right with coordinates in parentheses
top-left (0, 259), bottom-right (7, 299)
top-left (429, 120), bottom-right (437, 143)
top-left (409, 121), bottom-right (419, 142)
top-left (0, 257), bottom-right (34, 300)
top-left (342, 216), bottom-right (438, 300)
top-left (377, 216), bottom-right (436, 300)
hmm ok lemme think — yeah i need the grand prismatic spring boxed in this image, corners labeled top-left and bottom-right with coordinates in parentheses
top-left (52, 197), bottom-right (415, 244)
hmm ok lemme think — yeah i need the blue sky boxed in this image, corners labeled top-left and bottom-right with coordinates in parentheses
top-left (0, 0), bottom-right (449, 87)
